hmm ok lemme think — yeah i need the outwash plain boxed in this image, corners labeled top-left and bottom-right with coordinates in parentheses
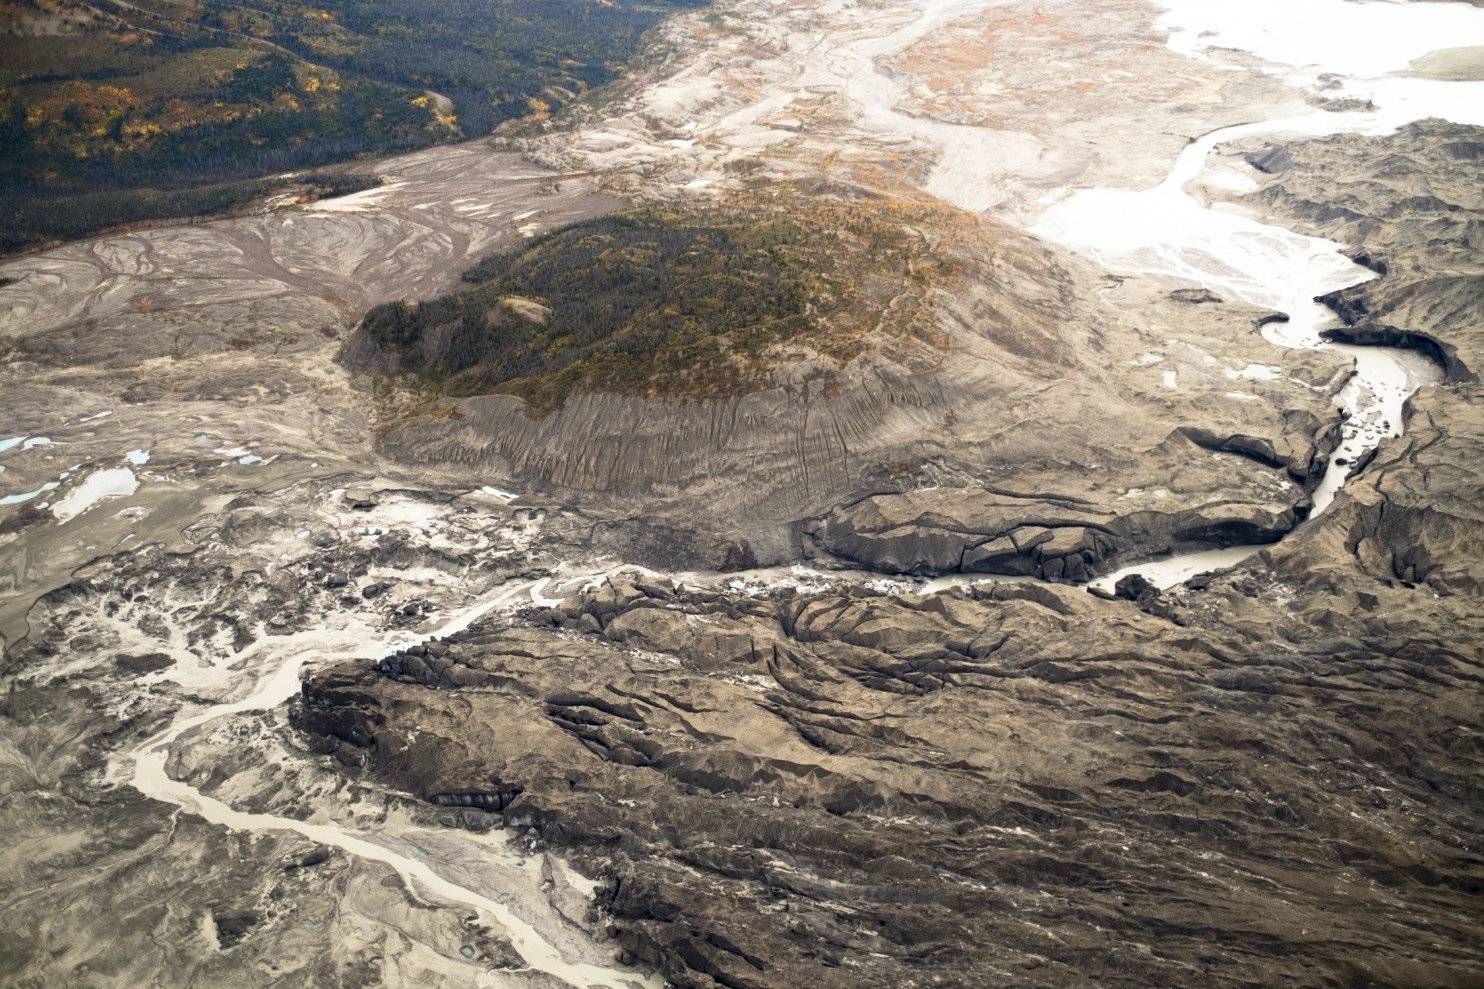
top-left (2, 1), bottom-right (1482, 987)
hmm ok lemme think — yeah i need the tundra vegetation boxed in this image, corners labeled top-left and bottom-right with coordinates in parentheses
top-left (359, 197), bottom-right (961, 412)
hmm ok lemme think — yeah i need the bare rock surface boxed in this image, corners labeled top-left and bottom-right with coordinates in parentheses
top-left (1228, 119), bottom-right (1484, 595)
top-left (299, 566), bottom-right (1483, 988)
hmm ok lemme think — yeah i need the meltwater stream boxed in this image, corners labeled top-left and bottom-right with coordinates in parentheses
top-left (1035, 110), bottom-right (1446, 591)
top-left (121, 575), bottom-right (659, 989)
top-left (1048, 0), bottom-right (1482, 591)
top-left (787, 0), bottom-right (1473, 592)
top-left (1034, 0), bottom-right (1484, 592)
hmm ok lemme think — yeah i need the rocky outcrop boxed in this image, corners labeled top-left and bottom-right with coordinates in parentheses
top-left (800, 483), bottom-right (1301, 582)
top-left (299, 571), bottom-right (1484, 988)
top-left (1235, 120), bottom-right (1484, 594)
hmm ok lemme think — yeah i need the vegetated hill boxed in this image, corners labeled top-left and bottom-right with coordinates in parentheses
top-left (0, 0), bottom-right (706, 253)
top-left (350, 197), bottom-right (960, 413)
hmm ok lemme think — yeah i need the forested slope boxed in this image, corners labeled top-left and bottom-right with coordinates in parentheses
top-left (0, 0), bottom-right (705, 252)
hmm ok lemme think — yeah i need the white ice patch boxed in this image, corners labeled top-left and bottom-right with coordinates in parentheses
top-left (1156, 0), bottom-right (1484, 80)
top-left (0, 436), bottom-right (50, 453)
top-left (1156, 0), bottom-right (1484, 127)
top-left (78, 410), bottom-right (112, 423)
top-left (477, 486), bottom-right (520, 503)
top-left (1162, 370), bottom-right (1179, 389)
top-left (51, 467), bottom-right (138, 523)
top-left (1227, 364), bottom-right (1281, 381)
top-left (124, 449), bottom-right (150, 465)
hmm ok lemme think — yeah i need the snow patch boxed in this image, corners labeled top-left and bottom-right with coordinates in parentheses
top-left (477, 486), bottom-right (521, 503)
top-left (51, 468), bottom-right (138, 523)
top-left (1227, 364), bottom-right (1281, 381)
